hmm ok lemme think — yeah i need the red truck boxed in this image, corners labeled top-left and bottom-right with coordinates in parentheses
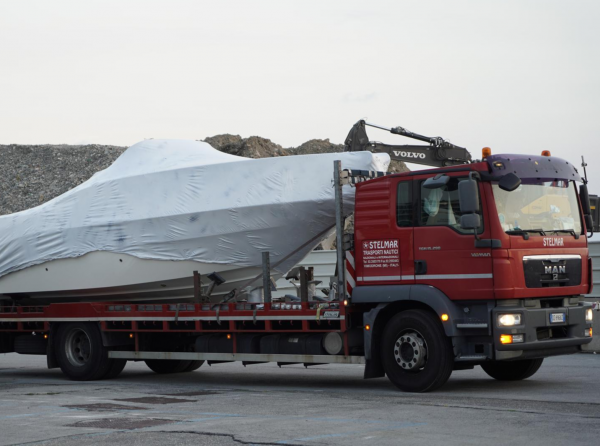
top-left (0, 121), bottom-right (595, 392)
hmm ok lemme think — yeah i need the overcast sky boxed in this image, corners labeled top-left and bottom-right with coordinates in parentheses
top-left (1, 0), bottom-right (599, 189)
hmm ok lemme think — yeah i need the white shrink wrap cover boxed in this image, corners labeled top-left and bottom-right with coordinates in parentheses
top-left (0, 140), bottom-right (389, 285)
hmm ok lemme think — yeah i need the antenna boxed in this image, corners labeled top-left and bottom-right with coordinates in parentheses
top-left (581, 156), bottom-right (589, 184)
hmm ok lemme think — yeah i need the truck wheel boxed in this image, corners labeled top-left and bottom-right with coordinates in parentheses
top-left (55, 323), bottom-right (112, 381)
top-left (183, 360), bottom-right (205, 372)
top-left (481, 358), bottom-right (543, 381)
top-left (381, 310), bottom-right (454, 392)
top-left (145, 359), bottom-right (194, 374)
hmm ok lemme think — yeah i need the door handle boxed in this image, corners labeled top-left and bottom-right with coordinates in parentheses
top-left (415, 260), bottom-right (427, 275)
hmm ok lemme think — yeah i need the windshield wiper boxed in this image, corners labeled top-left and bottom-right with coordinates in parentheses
top-left (505, 228), bottom-right (546, 240)
top-left (548, 229), bottom-right (580, 239)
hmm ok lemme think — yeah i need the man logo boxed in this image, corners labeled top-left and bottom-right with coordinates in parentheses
top-left (544, 265), bottom-right (566, 275)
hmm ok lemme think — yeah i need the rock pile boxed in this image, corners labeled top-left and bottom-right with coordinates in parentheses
top-left (0, 136), bottom-right (408, 215)
top-left (203, 135), bottom-right (288, 158)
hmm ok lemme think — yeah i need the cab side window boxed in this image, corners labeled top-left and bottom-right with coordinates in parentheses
top-left (419, 177), bottom-right (483, 234)
top-left (396, 181), bottom-right (413, 227)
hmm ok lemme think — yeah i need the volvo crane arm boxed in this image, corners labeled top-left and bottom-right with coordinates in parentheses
top-left (344, 120), bottom-right (472, 167)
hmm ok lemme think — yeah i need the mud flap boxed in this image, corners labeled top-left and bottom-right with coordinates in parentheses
top-left (46, 330), bottom-right (58, 369)
top-left (364, 359), bottom-right (385, 379)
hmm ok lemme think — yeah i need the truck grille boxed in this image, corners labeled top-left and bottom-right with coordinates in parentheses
top-left (523, 255), bottom-right (582, 288)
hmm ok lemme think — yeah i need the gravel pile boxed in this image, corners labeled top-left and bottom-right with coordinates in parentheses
top-left (0, 144), bottom-right (126, 215)
top-left (0, 137), bottom-right (407, 215)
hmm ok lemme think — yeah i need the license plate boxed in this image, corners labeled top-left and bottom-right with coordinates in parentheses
top-left (549, 313), bottom-right (566, 324)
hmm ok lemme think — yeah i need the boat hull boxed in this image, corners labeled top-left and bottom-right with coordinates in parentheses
top-left (0, 251), bottom-right (272, 303)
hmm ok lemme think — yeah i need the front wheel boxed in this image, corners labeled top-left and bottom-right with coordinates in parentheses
top-left (381, 310), bottom-right (454, 392)
top-left (481, 358), bottom-right (543, 381)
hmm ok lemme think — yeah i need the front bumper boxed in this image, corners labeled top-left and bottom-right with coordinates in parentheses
top-left (492, 300), bottom-right (593, 360)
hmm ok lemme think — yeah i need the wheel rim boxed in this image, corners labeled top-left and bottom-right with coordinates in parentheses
top-left (65, 328), bottom-right (92, 367)
top-left (393, 330), bottom-right (427, 372)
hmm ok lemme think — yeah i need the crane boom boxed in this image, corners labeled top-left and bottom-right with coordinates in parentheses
top-left (344, 120), bottom-right (472, 167)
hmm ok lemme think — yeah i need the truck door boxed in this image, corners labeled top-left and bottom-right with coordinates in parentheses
top-left (387, 178), bottom-right (415, 281)
top-left (354, 177), bottom-right (410, 285)
top-left (413, 173), bottom-right (494, 301)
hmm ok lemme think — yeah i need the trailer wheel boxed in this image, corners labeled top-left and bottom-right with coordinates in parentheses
top-left (54, 323), bottom-right (112, 381)
top-left (481, 358), bottom-right (543, 381)
top-left (145, 359), bottom-right (196, 374)
top-left (381, 310), bottom-right (454, 392)
top-left (183, 360), bottom-right (205, 372)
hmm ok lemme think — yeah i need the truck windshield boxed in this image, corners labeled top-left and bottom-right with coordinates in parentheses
top-left (492, 180), bottom-right (582, 234)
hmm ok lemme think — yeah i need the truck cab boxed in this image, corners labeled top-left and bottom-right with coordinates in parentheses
top-left (350, 151), bottom-right (594, 391)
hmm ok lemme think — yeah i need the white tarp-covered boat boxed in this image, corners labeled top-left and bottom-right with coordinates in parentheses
top-left (0, 139), bottom-right (389, 302)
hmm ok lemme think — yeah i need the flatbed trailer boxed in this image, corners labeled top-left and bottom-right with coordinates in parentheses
top-left (0, 300), bottom-right (365, 366)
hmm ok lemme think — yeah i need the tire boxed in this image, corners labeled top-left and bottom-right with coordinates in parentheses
top-left (481, 358), bottom-right (544, 381)
top-left (381, 310), bottom-right (454, 392)
top-left (183, 360), bottom-right (205, 372)
top-left (145, 359), bottom-right (194, 374)
top-left (102, 359), bottom-right (127, 379)
top-left (54, 323), bottom-right (112, 381)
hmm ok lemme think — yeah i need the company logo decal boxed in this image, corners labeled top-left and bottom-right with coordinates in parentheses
top-left (392, 151), bottom-right (426, 159)
top-left (362, 239), bottom-right (400, 269)
top-left (543, 237), bottom-right (564, 247)
top-left (364, 240), bottom-right (399, 250)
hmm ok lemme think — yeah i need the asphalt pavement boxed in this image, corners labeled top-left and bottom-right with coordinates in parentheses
top-left (0, 353), bottom-right (599, 445)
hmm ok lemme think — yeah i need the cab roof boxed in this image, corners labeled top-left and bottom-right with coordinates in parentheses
top-left (486, 154), bottom-right (581, 182)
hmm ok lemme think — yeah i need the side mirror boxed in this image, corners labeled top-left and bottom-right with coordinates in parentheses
top-left (459, 178), bottom-right (479, 214)
top-left (460, 213), bottom-right (481, 230)
top-left (584, 214), bottom-right (594, 233)
top-left (423, 174), bottom-right (450, 189)
top-left (579, 185), bottom-right (597, 234)
top-left (580, 184), bottom-right (592, 216)
top-left (459, 177), bottom-right (481, 231)
top-left (589, 194), bottom-right (600, 233)
top-left (498, 173), bottom-right (521, 192)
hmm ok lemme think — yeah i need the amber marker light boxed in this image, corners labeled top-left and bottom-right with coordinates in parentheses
top-left (227, 334), bottom-right (232, 340)
top-left (541, 150), bottom-right (551, 157)
top-left (500, 334), bottom-right (513, 344)
top-left (441, 314), bottom-right (449, 322)
top-left (43, 334), bottom-right (48, 339)
top-left (365, 324), bottom-right (371, 331)
top-left (482, 147), bottom-right (492, 158)
top-left (343, 299), bottom-right (349, 306)
top-left (129, 333), bottom-right (134, 339)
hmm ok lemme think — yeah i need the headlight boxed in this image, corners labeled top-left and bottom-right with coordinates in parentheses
top-left (586, 308), bottom-right (594, 322)
top-left (498, 314), bottom-right (522, 327)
